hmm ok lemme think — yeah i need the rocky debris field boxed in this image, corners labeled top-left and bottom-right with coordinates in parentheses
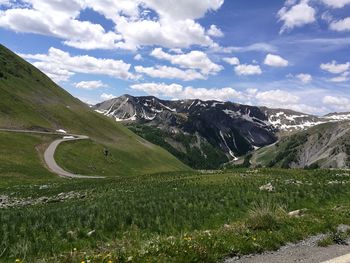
top-left (0, 191), bottom-right (86, 209)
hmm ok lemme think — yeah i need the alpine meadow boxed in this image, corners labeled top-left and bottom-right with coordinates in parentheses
top-left (1, 0), bottom-right (350, 263)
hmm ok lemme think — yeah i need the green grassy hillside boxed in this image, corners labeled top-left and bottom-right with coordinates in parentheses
top-left (0, 44), bottom-right (189, 179)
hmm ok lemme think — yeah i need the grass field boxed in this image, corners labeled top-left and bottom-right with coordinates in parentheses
top-left (1, 168), bottom-right (350, 262)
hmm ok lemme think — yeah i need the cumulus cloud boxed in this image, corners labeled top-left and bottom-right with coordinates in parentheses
top-left (278, 0), bottom-right (316, 33)
top-left (20, 47), bottom-right (135, 83)
top-left (129, 82), bottom-right (330, 114)
top-left (321, 0), bottom-right (350, 8)
top-left (130, 83), bottom-right (184, 98)
top-left (134, 65), bottom-right (205, 81)
top-left (255, 89), bottom-right (299, 105)
top-left (75, 80), bottom-right (108, 90)
top-left (130, 82), bottom-right (243, 101)
top-left (330, 17), bottom-right (350, 32)
top-left (296, 73), bottom-right (312, 83)
top-left (223, 57), bottom-right (240, 65)
top-left (0, 0), bottom-right (223, 50)
top-left (320, 61), bottom-right (350, 74)
top-left (329, 72), bottom-right (349, 82)
top-left (323, 95), bottom-right (350, 111)
top-left (234, 64), bottom-right (262, 76)
top-left (207, 24), bottom-right (224, 37)
top-left (142, 0), bottom-right (224, 20)
top-left (134, 54), bottom-right (143, 61)
top-left (0, 1), bottom-right (123, 50)
top-left (150, 48), bottom-right (223, 75)
top-left (115, 17), bottom-right (214, 50)
top-left (264, 54), bottom-right (289, 67)
top-left (100, 93), bottom-right (117, 101)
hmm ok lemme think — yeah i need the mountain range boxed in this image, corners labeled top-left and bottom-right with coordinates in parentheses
top-left (94, 95), bottom-right (350, 169)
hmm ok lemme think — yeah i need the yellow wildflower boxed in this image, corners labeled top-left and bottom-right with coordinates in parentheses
top-left (184, 236), bottom-right (192, 241)
top-left (15, 260), bottom-right (21, 263)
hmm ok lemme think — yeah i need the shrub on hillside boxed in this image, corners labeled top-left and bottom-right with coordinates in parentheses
top-left (245, 202), bottom-right (286, 231)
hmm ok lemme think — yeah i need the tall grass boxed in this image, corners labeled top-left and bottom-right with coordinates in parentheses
top-left (0, 169), bottom-right (350, 262)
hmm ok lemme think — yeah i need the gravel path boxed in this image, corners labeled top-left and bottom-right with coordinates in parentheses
top-left (0, 129), bottom-right (104, 179)
top-left (225, 235), bottom-right (350, 263)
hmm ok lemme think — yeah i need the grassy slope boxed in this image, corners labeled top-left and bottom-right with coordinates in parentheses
top-left (0, 132), bottom-right (55, 184)
top-left (1, 169), bottom-right (350, 262)
top-left (0, 44), bottom-right (189, 180)
top-left (128, 124), bottom-right (228, 170)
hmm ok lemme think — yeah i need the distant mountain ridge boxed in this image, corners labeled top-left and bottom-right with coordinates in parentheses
top-left (94, 94), bottom-right (350, 169)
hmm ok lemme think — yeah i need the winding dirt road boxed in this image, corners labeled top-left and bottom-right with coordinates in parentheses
top-left (0, 129), bottom-right (104, 179)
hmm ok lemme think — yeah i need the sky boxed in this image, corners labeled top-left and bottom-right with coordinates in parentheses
top-left (0, 0), bottom-right (350, 115)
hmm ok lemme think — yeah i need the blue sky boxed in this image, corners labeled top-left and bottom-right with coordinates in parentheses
top-left (0, 0), bottom-right (350, 115)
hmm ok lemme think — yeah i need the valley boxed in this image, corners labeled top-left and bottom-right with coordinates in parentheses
top-left (0, 38), bottom-right (350, 263)
top-left (94, 95), bottom-right (350, 170)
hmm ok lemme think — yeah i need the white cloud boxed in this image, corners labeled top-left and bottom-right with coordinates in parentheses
top-left (234, 64), bottom-right (262, 76)
top-left (296, 73), bottom-right (312, 83)
top-left (256, 89), bottom-right (300, 105)
top-left (130, 83), bottom-right (183, 97)
top-left (278, 0), bottom-right (316, 33)
top-left (223, 57), bottom-right (240, 65)
top-left (101, 93), bottom-right (117, 101)
top-left (115, 17), bottom-right (214, 50)
top-left (207, 24), bottom-right (224, 37)
top-left (75, 80), bottom-right (108, 90)
top-left (130, 82), bottom-right (242, 101)
top-left (321, 0), bottom-right (350, 8)
top-left (329, 72), bottom-right (349, 82)
top-left (141, 0), bottom-right (224, 20)
top-left (0, 0), bottom-right (223, 50)
top-left (320, 61), bottom-right (350, 74)
top-left (214, 43), bottom-right (277, 53)
top-left (323, 95), bottom-right (350, 111)
top-left (129, 82), bottom-right (331, 114)
top-left (86, 0), bottom-right (224, 50)
top-left (134, 65), bottom-right (205, 81)
top-left (264, 54), bottom-right (289, 67)
top-left (0, 3), bottom-right (123, 50)
top-left (20, 47), bottom-right (135, 83)
top-left (150, 48), bottom-right (223, 75)
top-left (134, 54), bottom-right (143, 61)
top-left (330, 17), bottom-right (350, 32)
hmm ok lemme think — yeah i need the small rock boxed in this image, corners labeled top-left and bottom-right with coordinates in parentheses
top-left (288, 209), bottom-right (307, 217)
top-left (337, 224), bottom-right (350, 233)
top-left (259, 183), bottom-right (274, 192)
top-left (87, 230), bottom-right (96, 237)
